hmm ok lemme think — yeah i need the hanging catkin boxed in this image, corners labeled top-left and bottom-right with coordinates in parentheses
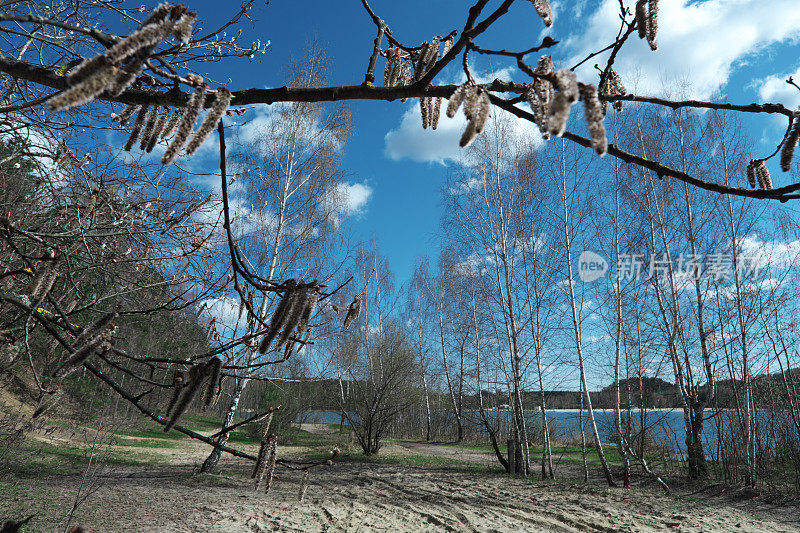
top-left (343, 294), bottom-right (362, 328)
top-left (185, 87), bottom-right (232, 155)
top-left (647, 0), bottom-right (659, 51)
top-left (146, 107), bottom-right (171, 152)
top-left (447, 85), bottom-right (468, 118)
top-left (165, 370), bottom-right (185, 417)
top-left (162, 85), bottom-right (206, 164)
top-left (636, 1), bottom-right (648, 39)
top-left (531, 0), bottom-right (553, 27)
top-left (48, 66), bottom-right (119, 111)
top-left (278, 287), bottom-right (310, 348)
top-left (28, 251), bottom-right (59, 304)
top-left (55, 313), bottom-right (118, 378)
top-left (579, 84), bottom-right (608, 156)
top-left (164, 364), bottom-right (205, 431)
top-left (258, 279), bottom-right (298, 354)
top-left (113, 104), bottom-right (139, 125)
top-left (172, 12), bottom-right (196, 44)
top-left (781, 115), bottom-right (800, 172)
top-left (125, 105), bottom-right (150, 151)
top-left (202, 356), bottom-right (222, 410)
top-left (139, 105), bottom-right (162, 151)
top-left (754, 159), bottom-right (772, 190)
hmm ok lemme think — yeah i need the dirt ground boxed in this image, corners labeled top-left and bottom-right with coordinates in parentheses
top-left (14, 459), bottom-right (798, 532)
top-left (3, 423), bottom-right (800, 532)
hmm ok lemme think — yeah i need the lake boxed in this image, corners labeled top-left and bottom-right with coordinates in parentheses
top-left (301, 408), bottom-right (770, 459)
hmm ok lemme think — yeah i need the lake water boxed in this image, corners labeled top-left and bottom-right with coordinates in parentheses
top-left (301, 408), bottom-right (758, 459)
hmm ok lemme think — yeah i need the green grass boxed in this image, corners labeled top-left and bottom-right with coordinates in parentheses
top-left (116, 427), bottom-right (188, 440)
top-left (0, 481), bottom-right (72, 532)
top-left (181, 413), bottom-right (230, 431)
top-left (274, 426), bottom-right (352, 449)
top-left (226, 430), bottom-right (261, 446)
top-left (8, 441), bottom-right (161, 478)
top-left (113, 437), bottom-right (180, 449)
top-left (334, 451), bottom-right (502, 474)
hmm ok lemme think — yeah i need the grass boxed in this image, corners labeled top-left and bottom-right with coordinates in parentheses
top-left (115, 427), bottom-right (188, 440)
top-left (274, 426), bottom-right (352, 449)
top-left (0, 481), bottom-right (73, 532)
top-left (446, 440), bottom-right (665, 467)
top-left (329, 450), bottom-right (502, 475)
top-left (7, 440), bottom-right (162, 479)
top-left (113, 437), bottom-right (181, 449)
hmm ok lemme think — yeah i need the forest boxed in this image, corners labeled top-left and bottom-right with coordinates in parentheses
top-left (1, 0), bottom-right (800, 531)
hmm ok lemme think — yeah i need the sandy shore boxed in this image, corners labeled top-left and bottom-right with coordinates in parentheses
top-left (3, 422), bottom-right (798, 532)
top-left (29, 460), bottom-right (795, 532)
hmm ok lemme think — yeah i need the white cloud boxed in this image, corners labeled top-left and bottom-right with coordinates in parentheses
top-left (330, 182), bottom-right (372, 216)
top-left (739, 234), bottom-right (800, 270)
top-left (384, 102), bottom-right (471, 164)
top-left (384, 67), bottom-right (543, 164)
top-left (568, 0), bottom-right (800, 100)
top-left (758, 66), bottom-right (800, 109)
top-left (200, 296), bottom-right (241, 332)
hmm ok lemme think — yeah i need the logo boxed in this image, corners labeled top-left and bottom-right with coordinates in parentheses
top-left (578, 251), bottom-right (608, 282)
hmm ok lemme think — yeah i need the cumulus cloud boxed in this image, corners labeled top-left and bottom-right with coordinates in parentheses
top-left (758, 65), bottom-right (800, 109)
top-left (384, 67), bottom-right (543, 164)
top-left (200, 296), bottom-right (241, 332)
top-left (568, 0), bottom-right (800, 100)
top-left (739, 233), bottom-right (800, 270)
top-left (322, 181), bottom-right (373, 228)
top-left (329, 182), bottom-right (372, 216)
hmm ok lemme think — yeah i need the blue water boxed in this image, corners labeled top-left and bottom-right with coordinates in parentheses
top-left (301, 409), bottom-right (748, 458)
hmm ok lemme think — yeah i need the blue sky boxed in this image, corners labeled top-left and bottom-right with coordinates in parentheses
top-left (161, 0), bottom-right (800, 285)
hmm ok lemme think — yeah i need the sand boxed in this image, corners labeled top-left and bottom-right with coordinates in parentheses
top-left (7, 456), bottom-right (796, 532)
top-left (3, 422), bottom-right (798, 532)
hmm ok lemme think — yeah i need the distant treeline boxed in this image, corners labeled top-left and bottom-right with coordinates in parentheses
top-left (253, 369), bottom-right (800, 414)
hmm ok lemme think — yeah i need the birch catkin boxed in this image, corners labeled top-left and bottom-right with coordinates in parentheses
top-left (185, 87), bottom-right (232, 155)
top-left (28, 250), bottom-right (58, 303)
top-left (431, 97), bottom-right (442, 130)
top-left (162, 85), bottom-right (206, 165)
top-left (580, 84), bottom-right (608, 156)
top-left (343, 294), bottom-right (362, 328)
top-left (259, 279), bottom-right (298, 354)
top-left (278, 287), bottom-right (310, 347)
top-left (125, 105), bottom-right (150, 151)
top-left (781, 115), bottom-right (800, 172)
top-left (164, 364), bottom-right (204, 431)
top-left (746, 160), bottom-right (758, 188)
top-left (202, 356), bottom-right (222, 410)
top-left (647, 0), bottom-right (659, 51)
top-left (146, 107), bottom-right (171, 152)
top-left (531, 0), bottom-right (553, 27)
top-left (636, 1), bottom-right (648, 39)
top-left (105, 18), bottom-right (174, 65)
top-left (172, 12), bottom-right (196, 44)
top-left (139, 105), bottom-right (162, 151)
top-left (113, 104), bottom-right (139, 125)
top-left (160, 108), bottom-right (183, 139)
top-left (547, 70), bottom-right (579, 137)
top-left (447, 85), bottom-right (468, 118)
top-left (753, 159), bottom-right (772, 190)
top-left (48, 66), bottom-right (118, 111)
top-left (165, 371), bottom-right (185, 417)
